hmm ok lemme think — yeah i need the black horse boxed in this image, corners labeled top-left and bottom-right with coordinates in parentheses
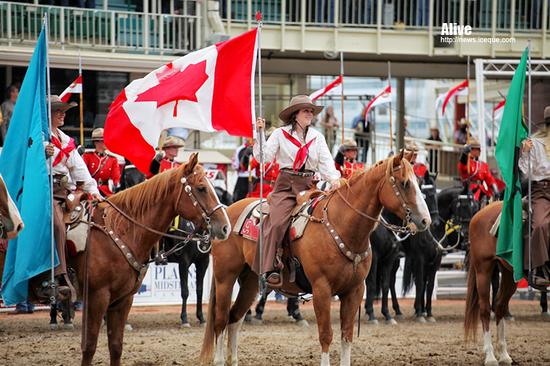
top-left (249, 289), bottom-right (308, 326)
top-left (163, 186), bottom-right (233, 327)
top-left (400, 171), bottom-right (443, 322)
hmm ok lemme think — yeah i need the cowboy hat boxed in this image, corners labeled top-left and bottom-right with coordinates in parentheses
top-left (544, 106), bottom-right (550, 120)
top-left (91, 128), bottom-right (104, 142)
top-left (163, 135), bottom-right (185, 149)
top-left (468, 139), bottom-right (481, 149)
top-left (48, 95), bottom-right (77, 112)
top-left (341, 139), bottom-right (358, 151)
top-left (405, 141), bottom-right (419, 152)
top-left (278, 95), bottom-right (324, 124)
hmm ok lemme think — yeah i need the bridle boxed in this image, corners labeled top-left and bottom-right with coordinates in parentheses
top-left (385, 159), bottom-right (416, 231)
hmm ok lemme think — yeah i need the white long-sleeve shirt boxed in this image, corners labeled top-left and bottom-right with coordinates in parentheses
top-left (518, 136), bottom-right (550, 181)
top-left (48, 128), bottom-right (100, 195)
top-left (253, 125), bottom-right (340, 182)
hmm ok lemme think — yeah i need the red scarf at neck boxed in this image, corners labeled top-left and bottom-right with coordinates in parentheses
top-left (281, 129), bottom-right (316, 171)
top-left (51, 135), bottom-right (76, 167)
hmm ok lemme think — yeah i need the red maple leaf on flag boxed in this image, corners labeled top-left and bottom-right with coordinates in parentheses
top-left (136, 61), bottom-right (208, 117)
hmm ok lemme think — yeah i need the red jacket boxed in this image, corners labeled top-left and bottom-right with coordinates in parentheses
top-left (247, 158), bottom-right (280, 198)
top-left (335, 160), bottom-right (365, 179)
top-left (457, 158), bottom-right (498, 200)
top-left (82, 152), bottom-right (121, 197)
top-left (159, 158), bottom-right (181, 173)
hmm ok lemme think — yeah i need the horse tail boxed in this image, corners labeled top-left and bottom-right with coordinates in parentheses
top-left (464, 265), bottom-right (479, 342)
top-left (401, 255), bottom-right (414, 296)
top-left (199, 277), bottom-right (216, 364)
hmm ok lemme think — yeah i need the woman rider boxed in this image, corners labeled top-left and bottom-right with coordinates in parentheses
top-left (253, 95), bottom-right (341, 287)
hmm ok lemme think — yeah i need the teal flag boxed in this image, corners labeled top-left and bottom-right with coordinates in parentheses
top-left (0, 27), bottom-right (57, 305)
top-left (495, 47), bottom-right (529, 282)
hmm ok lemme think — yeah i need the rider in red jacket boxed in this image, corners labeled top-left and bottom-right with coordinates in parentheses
top-left (457, 139), bottom-right (499, 201)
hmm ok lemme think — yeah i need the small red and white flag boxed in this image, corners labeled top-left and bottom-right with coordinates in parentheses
top-left (493, 98), bottom-right (506, 113)
top-left (364, 85), bottom-right (392, 117)
top-left (441, 80), bottom-right (468, 114)
top-left (309, 76), bottom-right (343, 101)
top-left (59, 75), bottom-right (82, 102)
top-left (104, 29), bottom-right (258, 173)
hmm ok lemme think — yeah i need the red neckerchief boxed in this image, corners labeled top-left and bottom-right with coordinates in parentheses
top-left (51, 135), bottom-right (76, 167)
top-left (281, 129), bottom-right (316, 171)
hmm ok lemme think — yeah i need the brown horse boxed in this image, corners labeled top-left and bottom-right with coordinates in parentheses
top-left (464, 201), bottom-right (517, 366)
top-left (0, 174), bottom-right (24, 240)
top-left (74, 153), bottom-right (231, 366)
top-left (200, 151), bottom-right (431, 366)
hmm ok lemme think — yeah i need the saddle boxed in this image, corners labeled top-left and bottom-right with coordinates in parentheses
top-left (233, 189), bottom-right (326, 242)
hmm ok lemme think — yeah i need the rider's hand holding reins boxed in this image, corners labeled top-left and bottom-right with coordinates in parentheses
top-left (91, 193), bottom-right (104, 202)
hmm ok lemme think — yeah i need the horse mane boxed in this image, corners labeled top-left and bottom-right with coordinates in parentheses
top-left (338, 155), bottom-right (414, 191)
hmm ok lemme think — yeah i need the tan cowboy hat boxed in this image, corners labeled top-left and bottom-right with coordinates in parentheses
top-left (544, 106), bottom-right (550, 120)
top-left (91, 128), bottom-right (104, 142)
top-left (468, 139), bottom-right (481, 149)
top-left (163, 135), bottom-right (185, 149)
top-left (48, 95), bottom-right (77, 112)
top-left (278, 95), bottom-right (324, 124)
top-left (405, 141), bottom-right (419, 152)
top-left (341, 139), bottom-right (358, 151)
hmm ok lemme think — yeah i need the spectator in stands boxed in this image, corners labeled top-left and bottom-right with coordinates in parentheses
top-left (1, 85), bottom-right (19, 146)
top-left (352, 106), bottom-right (371, 162)
top-left (320, 105), bottom-right (339, 152)
top-left (427, 127), bottom-right (442, 173)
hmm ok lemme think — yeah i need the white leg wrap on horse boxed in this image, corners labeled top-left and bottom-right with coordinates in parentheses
top-left (496, 320), bottom-right (512, 364)
top-left (214, 332), bottom-right (225, 366)
top-left (340, 340), bottom-right (351, 366)
top-left (320, 352), bottom-right (330, 366)
top-left (483, 330), bottom-right (497, 366)
top-left (228, 320), bottom-right (243, 366)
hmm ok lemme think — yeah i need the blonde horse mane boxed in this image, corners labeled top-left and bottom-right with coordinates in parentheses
top-left (341, 155), bottom-right (414, 191)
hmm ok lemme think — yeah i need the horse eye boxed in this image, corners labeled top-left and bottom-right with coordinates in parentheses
top-left (402, 181), bottom-right (409, 189)
top-left (197, 186), bottom-right (207, 193)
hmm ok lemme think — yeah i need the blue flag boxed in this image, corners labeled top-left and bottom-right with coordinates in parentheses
top-left (0, 28), bottom-right (57, 305)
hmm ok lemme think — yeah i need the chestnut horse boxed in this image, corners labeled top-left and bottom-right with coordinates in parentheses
top-left (464, 201), bottom-right (517, 366)
top-left (0, 174), bottom-right (24, 240)
top-left (200, 152), bottom-right (431, 366)
top-left (74, 153), bottom-right (231, 366)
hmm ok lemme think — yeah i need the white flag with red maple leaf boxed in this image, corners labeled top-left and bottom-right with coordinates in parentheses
top-left (104, 29), bottom-right (258, 173)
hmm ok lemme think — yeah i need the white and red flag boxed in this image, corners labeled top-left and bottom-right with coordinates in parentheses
top-left (309, 76), bottom-right (343, 101)
top-left (364, 85), bottom-right (392, 116)
top-left (441, 80), bottom-right (468, 114)
top-left (59, 75), bottom-right (82, 102)
top-left (104, 29), bottom-right (258, 173)
top-left (493, 98), bottom-right (506, 114)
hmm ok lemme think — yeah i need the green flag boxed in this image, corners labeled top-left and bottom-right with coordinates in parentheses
top-left (495, 47), bottom-right (529, 282)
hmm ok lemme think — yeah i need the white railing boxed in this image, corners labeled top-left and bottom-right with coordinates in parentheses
top-left (222, 0), bottom-right (550, 32)
top-left (0, 1), bottom-right (200, 55)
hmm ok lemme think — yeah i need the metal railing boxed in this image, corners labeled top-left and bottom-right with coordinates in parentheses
top-left (0, 1), bottom-right (200, 55)
top-left (222, 0), bottom-right (549, 32)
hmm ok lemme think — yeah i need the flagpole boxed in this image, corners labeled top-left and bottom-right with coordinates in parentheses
top-left (340, 52), bottom-right (345, 146)
top-left (527, 40), bottom-right (533, 284)
top-left (388, 61), bottom-right (393, 153)
top-left (256, 12), bottom-right (265, 292)
top-left (44, 14), bottom-right (56, 307)
top-left (466, 55), bottom-right (471, 173)
top-left (79, 51), bottom-right (84, 146)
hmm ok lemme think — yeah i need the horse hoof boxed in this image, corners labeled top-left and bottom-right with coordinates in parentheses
top-left (125, 323), bottom-right (133, 332)
top-left (296, 319), bottom-right (309, 328)
top-left (49, 323), bottom-right (58, 331)
top-left (426, 316), bottom-right (436, 323)
top-left (498, 354), bottom-right (513, 365)
top-left (63, 323), bottom-right (75, 330)
top-left (394, 314), bottom-right (404, 320)
top-left (421, 312), bottom-right (427, 317)
top-left (415, 316), bottom-right (427, 323)
top-left (244, 313), bottom-right (252, 323)
top-left (542, 311), bottom-right (550, 320)
top-left (180, 322), bottom-right (191, 328)
top-left (484, 357), bottom-right (498, 366)
top-left (385, 318), bottom-right (397, 325)
top-left (368, 319), bottom-right (379, 325)
top-left (504, 315), bottom-right (515, 322)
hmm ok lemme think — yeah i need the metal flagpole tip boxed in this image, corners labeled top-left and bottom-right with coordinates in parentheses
top-left (255, 11), bottom-right (263, 22)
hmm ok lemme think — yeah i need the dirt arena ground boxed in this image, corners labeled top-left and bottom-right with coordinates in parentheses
top-left (1, 299), bottom-right (549, 365)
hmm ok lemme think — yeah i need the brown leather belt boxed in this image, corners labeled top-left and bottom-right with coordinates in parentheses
top-left (280, 168), bottom-right (314, 177)
top-left (534, 179), bottom-right (550, 186)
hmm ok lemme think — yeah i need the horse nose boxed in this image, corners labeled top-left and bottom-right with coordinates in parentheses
top-left (222, 224), bottom-right (229, 236)
top-left (421, 218), bottom-right (429, 226)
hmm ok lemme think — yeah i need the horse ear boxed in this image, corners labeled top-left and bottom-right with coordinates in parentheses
top-left (393, 149), bottom-right (404, 167)
top-left (403, 150), bottom-right (414, 162)
top-left (183, 152), bottom-right (199, 175)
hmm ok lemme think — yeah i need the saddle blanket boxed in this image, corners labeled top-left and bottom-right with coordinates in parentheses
top-left (233, 194), bottom-right (325, 242)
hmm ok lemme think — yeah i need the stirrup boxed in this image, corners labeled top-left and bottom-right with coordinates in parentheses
top-left (264, 271), bottom-right (283, 288)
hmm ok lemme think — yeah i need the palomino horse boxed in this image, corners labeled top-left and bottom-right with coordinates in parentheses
top-left (0, 174), bottom-right (24, 240)
top-left (200, 152), bottom-right (431, 366)
top-left (464, 201), bottom-right (517, 366)
top-left (73, 153), bottom-right (231, 366)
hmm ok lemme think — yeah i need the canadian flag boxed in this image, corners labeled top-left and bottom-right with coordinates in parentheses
top-left (309, 76), bottom-right (343, 101)
top-left (104, 29), bottom-right (258, 173)
top-left (441, 80), bottom-right (468, 114)
top-left (59, 75), bottom-right (82, 102)
top-left (364, 85), bottom-right (392, 116)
